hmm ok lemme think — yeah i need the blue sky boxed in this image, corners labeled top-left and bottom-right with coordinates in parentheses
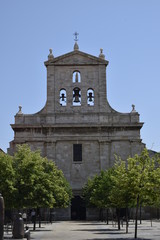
top-left (0, 0), bottom-right (160, 152)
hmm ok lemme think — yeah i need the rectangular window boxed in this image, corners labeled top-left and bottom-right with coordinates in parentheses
top-left (73, 144), bottom-right (82, 162)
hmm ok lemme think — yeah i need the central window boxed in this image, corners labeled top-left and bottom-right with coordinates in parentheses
top-left (73, 144), bottom-right (82, 162)
top-left (73, 71), bottom-right (81, 83)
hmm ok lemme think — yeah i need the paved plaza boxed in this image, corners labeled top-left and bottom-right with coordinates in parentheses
top-left (4, 220), bottom-right (160, 240)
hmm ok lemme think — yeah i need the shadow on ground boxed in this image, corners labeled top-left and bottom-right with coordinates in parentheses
top-left (30, 229), bottom-right (52, 232)
top-left (72, 228), bottom-right (120, 232)
top-left (86, 239), bottom-right (152, 240)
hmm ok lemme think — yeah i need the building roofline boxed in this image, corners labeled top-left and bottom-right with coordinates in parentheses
top-left (44, 50), bottom-right (109, 67)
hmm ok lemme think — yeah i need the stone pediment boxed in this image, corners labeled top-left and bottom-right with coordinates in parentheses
top-left (44, 50), bottom-right (109, 66)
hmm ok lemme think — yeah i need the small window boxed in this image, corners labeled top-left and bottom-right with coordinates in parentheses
top-left (60, 89), bottom-right (67, 106)
top-left (73, 144), bottom-right (82, 162)
top-left (87, 89), bottom-right (94, 106)
top-left (73, 71), bottom-right (81, 83)
top-left (73, 87), bottom-right (81, 106)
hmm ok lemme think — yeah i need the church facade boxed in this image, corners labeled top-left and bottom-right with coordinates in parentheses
top-left (8, 42), bottom-right (144, 220)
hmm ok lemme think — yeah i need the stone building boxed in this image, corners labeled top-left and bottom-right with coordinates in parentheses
top-left (8, 41), bottom-right (144, 220)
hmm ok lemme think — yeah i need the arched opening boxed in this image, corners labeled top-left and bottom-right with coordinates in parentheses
top-left (72, 71), bottom-right (81, 83)
top-left (73, 87), bottom-right (81, 106)
top-left (60, 89), bottom-right (67, 106)
top-left (71, 196), bottom-right (86, 220)
top-left (87, 88), bottom-right (94, 106)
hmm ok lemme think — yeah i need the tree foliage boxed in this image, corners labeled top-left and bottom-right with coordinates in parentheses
top-left (0, 145), bottom-right (72, 209)
top-left (83, 149), bottom-right (160, 210)
top-left (83, 169), bottom-right (113, 209)
top-left (83, 148), bottom-right (160, 238)
top-left (0, 152), bottom-right (16, 208)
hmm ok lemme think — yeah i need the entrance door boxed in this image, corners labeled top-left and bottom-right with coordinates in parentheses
top-left (71, 196), bottom-right (86, 220)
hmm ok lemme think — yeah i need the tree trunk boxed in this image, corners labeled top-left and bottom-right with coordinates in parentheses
top-left (111, 210), bottom-right (114, 227)
top-left (106, 208), bottom-right (109, 225)
top-left (0, 194), bottom-right (5, 240)
top-left (126, 207), bottom-right (129, 233)
top-left (36, 208), bottom-right (41, 228)
top-left (157, 208), bottom-right (159, 219)
top-left (39, 214), bottom-right (41, 228)
top-left (150, 207), bottom-right (152, 227)
top-left (117, 208), bottom-right (121, 230)
top-left (33, 218), bottom-right (36, 231)
top-left (134, 195), bottom-right (139, 239)
top-left (139, 204), bottom-right (142, 224)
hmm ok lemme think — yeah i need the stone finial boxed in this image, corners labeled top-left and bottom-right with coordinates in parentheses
top-left (48, 49), bottom-right (54, 60)
top-left (99, 48), bottom-right (105, 59)
top-left (131, 104), bottom-right (137, 113)
top-left (16, 106), bottom-right (23, 115)
top-left (74, 42), bottom-right (79, 51)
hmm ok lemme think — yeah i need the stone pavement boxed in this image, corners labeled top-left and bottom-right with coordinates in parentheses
top-left (4, 220), bottom-right (160, 240)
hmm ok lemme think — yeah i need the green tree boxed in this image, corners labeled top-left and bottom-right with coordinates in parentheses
top-left (145, 153), bottom-right (160, 217)
top-left (126, 149), bottom-right (156, 238)
top-left (112, 149), bottom-right (157, 237)
top-left (83, 177), bottom-right (96, 208)
top-left (83, 169), bottom-right (113, 221)
top-left (110, 149), bottom-right (158, 237)
top-left (83, 148), bottom-right (159, 238)
top-left (109, 158), bottom-right (130, 231)
top-left (42, 159), bottom-right (72, 208)
top-left (0, 152), bottom-right (15, 208)
top-left (12, 144), bottom-right (72, 209)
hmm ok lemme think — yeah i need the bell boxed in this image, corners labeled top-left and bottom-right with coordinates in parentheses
top-left (73, 89), bottom-right (80, 102)
top-left (61, 93), bottom-right (65, 101)
top-left (74, 95), bottom-right (80, 102)
top-left (88, 92), bottom-right (93, 102)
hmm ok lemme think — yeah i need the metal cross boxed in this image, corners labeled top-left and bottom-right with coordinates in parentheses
top-left (74, 32), bottom-right (79, 42)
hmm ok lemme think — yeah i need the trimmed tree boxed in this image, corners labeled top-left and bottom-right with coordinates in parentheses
top-left (83, 148), bottom-right (159, 238)
top-left (83, 169), bottom-right (114, 221)
top-left (12, 145), bottom-right (72, 210)
top-left (109, 158), bottom-right (130, 231)
top-left (0, 152), bottom-right (16, 209)
top-left (0, 145), bottom-right (72, 229)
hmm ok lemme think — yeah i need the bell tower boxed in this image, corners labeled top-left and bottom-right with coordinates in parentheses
top-left (42, 39), bottom-right (111, 125)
